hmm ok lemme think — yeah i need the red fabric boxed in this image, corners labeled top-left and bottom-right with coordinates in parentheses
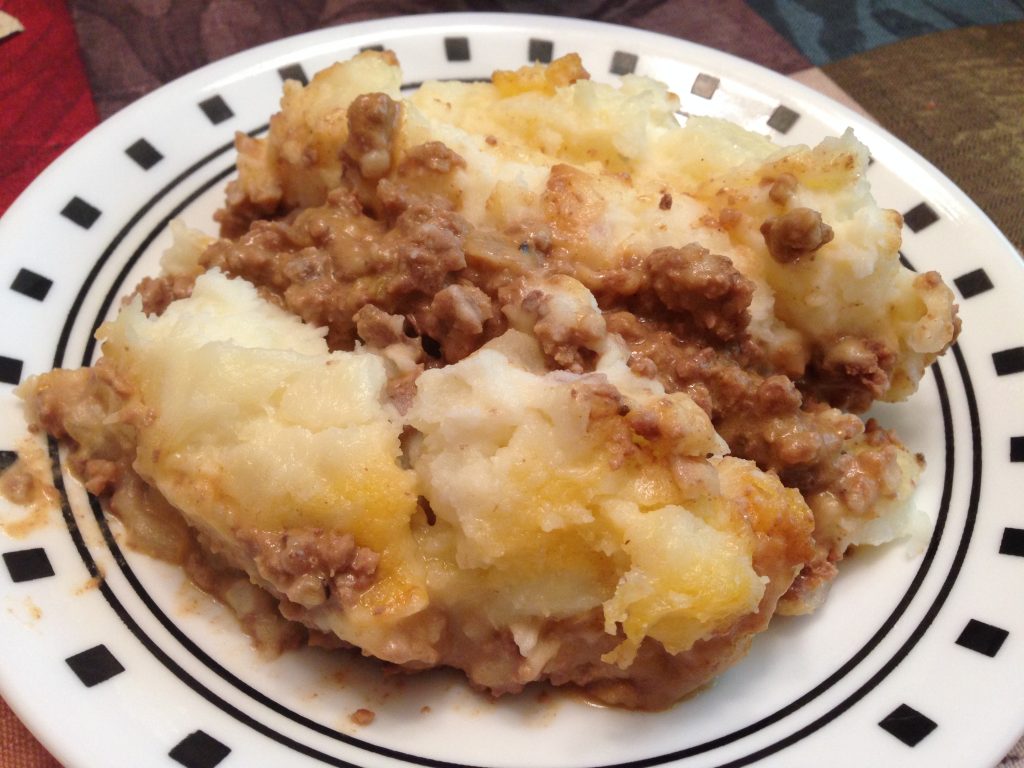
top-left (0, 0), bottom-right (99, 215)
top-left (1, 698), bottom-right (61, 768)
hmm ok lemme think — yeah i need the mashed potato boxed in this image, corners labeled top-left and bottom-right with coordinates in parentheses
top-left (16, 51), bottom-right (958, 709)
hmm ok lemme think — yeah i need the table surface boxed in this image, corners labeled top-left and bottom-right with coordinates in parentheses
top-left (1, 2), bottom-right (1022, 766)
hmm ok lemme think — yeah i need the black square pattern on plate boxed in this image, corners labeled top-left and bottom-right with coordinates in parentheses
top-left (878, 704), bottom-right (937, 747)
top-left (3, 548), bottom-right (55, 583)
top-left (444, 36), bottom-right (470, 61)
top-left (691, 73), bottom-right (720, 99)
top-left (65, 645), bottom-right (125, 687)
top-left (170, 731), bottom-right (231, 768)
top-left (199, 95), bottom-right (233, 125)
top-left (60, 197), bottom-right (100, 229)
top-left (1000, 527), bottom-right (1024, 557)
top-left (956, 619), bottom-right (1009, 657)
top-left (903, 202), bottom-right (939, 232)
top-left (897, 251), bottom-right (917, 272)
top-left (953, 268), bottom-right (993, 299)
top-left (0, 449), bottom-right (17, 472)
top-left (278, 63), bottom-right (308, 86)
top-left (528, 38), bottom-right (553, 63)
top-left (767, 105), bottom-right (799, 133)
top-left (610, 50), bottom-right (638, 75)
top-left (0, 355), bottom-right (23, 386)
top-left (125, 138), bottom-right (163, 170)
top-left (1011, 436), bottom-right (1024, 462)
top-left (360, 44), bottom-right (384, 52)
top-left (993, 347), bottom-right (1024, 376)
top-left (10, 268), bottom-right (52, 301)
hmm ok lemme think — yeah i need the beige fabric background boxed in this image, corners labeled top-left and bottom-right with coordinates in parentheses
top-left (825, 21), bottom-right (1024, 254)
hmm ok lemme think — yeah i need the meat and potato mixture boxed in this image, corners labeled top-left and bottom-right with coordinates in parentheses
top-left (15, 52), bottom-right (959, 709)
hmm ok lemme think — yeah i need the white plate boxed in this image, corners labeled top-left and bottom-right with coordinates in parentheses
top-left (1, 13), bottom-right (1022, 768)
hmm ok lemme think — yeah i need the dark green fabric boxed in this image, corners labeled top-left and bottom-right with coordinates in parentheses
top-left (747, 0), bottom-right (1024, 66)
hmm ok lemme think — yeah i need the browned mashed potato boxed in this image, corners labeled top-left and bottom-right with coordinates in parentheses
top-left (16, 52), bottom-right (959, 710)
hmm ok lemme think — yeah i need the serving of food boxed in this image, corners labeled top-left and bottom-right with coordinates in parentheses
top-left (7, 49), bottom-right (958, 713)
top-left (4, 16), bottom-right (1023, 768)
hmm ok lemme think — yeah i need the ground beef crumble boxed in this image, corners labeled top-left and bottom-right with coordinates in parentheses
top-left (760, 207), bottom-right (835, 264)
top-left (238, 528), bottom-right (380, 610)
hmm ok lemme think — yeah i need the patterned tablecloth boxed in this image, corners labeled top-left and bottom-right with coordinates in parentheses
top-left (1, 1), bottom-right (1022, 766)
